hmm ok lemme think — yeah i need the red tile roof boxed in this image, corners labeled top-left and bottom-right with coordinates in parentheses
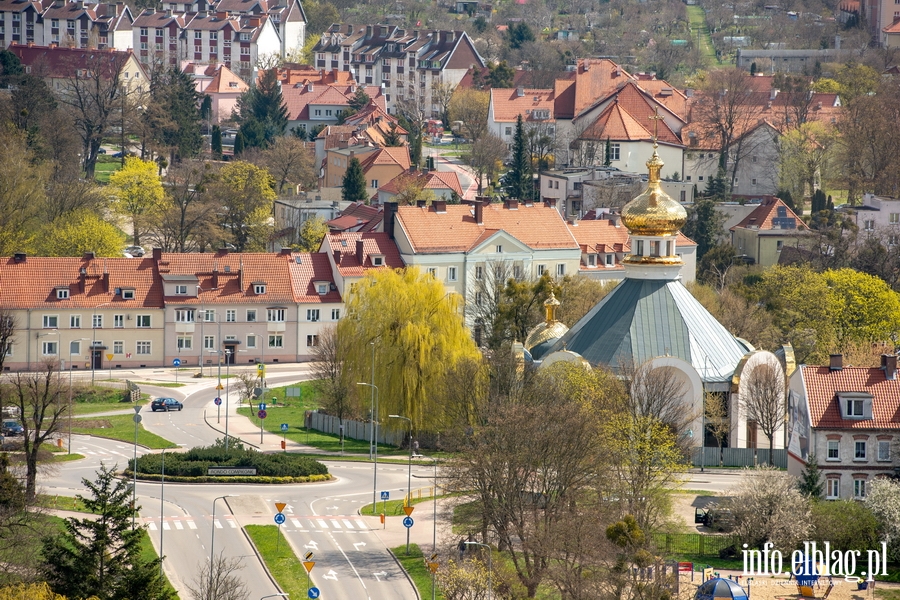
top-left (0, 256), bottom-right (163, 308)
top-left (358, 146), bottom-right (411, 173)
top-left (801, 365), bottom-right (900, 429)
top-left (397, 203), bottom-right (578, 253)
top-left (730, 197), bottom-right (803, 231)
top-left (490, 87), bottom-right (556, 122)
top-left (204, 64), bottom-right (248, 94)
top-left (157, 252), bottom-right (296, 304)
top-left (287, 253), bottom-right (342, 303)
top-left (378, 169), bottom-right (463, 197)
top-left (9, 44), bottom-right (142, 80)
top-left (322, 232), bottom-right (404, 276)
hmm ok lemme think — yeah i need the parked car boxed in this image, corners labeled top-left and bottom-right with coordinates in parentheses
top-left (151, 398), bottom-right (183, 412)
top-left (97, 148), bottom-right (107, 154)
top-left (1, 420), bottom-right (24, 436)
top-left (124, 245), bottom-right (145, 257)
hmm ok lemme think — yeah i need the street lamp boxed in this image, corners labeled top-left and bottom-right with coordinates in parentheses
top-left (68, 338), bottom-right (91, 454)
top-left (356, 382), bottom-right (379, 512)
top-left (224, 349), bottom-right (245, 452)
top-left (132, 404), bottom-right (142, 530)
top-left (465, 541), bottom-right (492, 600)
top-left (159, 447), bottom-right (167, 578)
top-left (210, 495), bottom-right (237, 565)
top-left (388, 414), bottom-right (413, 555)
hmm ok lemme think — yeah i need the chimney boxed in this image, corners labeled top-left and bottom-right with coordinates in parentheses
top-left (366, 25), bottom-right (372, 38)
top-left (307, 81), bottom-right (314, 92)
top-left (152, 247), bottom-right (162, 260)
top-left (516, 86), bottom-right (524, 97)
top-left (333, 249), bottom-right (341, 264)
top-left (384, 201), bottom-right (398, 239)
top-left (504, 199), bottom-right (519, 210)
top-left (216, 11), bottom-right (227, 19)
top-left (474, 200), bottom-right (484, 225)
top-left (356, 239), bottom-right (365, 265)
top-left (107, 3), bottom-right (117, 16)
top-left (433, 200), bottom-right (447, 213)
top-left (544, 198), bottom-right (557, 208)
top-left (685, 88), bottom-right (694, 98)
top-left (416, 199), bottom-right (426, 208)
top-left (166, 7), bottom-right (171, 15)
top-left (13, 252), bottom-right (26, 263)
top-left (829, 354), bottom-right (843, 371)
top-left (883, 354), bottom-right (897, 380)
top-left (769, 88), bottom-right (779, 100)
top-left (280, 247), bottom-right (292, 256)
top-left (83, 252), bottom-right (95, 260)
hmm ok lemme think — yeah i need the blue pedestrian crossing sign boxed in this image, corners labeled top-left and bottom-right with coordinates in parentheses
top-left (274, 512), bottom-right (286, 525)
top-left (402, 516), bottom-right (414, 528)
top-left (381, 491), bottom-right (390, 500)
top-left (281, 423), bottom-right (289, 432)
top-left (172, 358), bottom-right (181, 367)
top-left (308, 587), bottom-right (320, 599)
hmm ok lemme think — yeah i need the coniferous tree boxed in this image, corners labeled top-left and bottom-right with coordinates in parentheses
top-left (604, 136), bottom-right (612, 167)
top-left (383, 122), bottom-right (403, 147)
top-left (41, 465), bottom-right (172, 600)
top-left (777, 189), bottom-right (797, 214)
top-left (235, 68), bottom-right (288, 148)
top-left (211, 125), bottom-right (222, 159)
top-left (146, 66), bottom-right (203, 162)
top-left (811, 189), bottom-right (828, 214)
top-left (342, 157), bottom-right (368, 202)
top-left (503, 114), bottom-right (532, 200)
top-left (798, 454), bottom-right (824, 499)
top-left (347, 87), bottom-right (370, 112)
top-left (233, 131), bottom-right (245, 156)
top-left (682, 196), bottom-right (725, 260)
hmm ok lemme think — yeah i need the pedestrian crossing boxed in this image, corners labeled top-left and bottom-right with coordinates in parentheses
top-left (144, 516), bottom-right (237, 531)
top-left (142, 516), bottom-right (371, 533)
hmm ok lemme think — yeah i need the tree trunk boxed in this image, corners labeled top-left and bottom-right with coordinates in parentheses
top-left (768, 434), bottom-right (775, 466)
top-left (25, 449), bottom-right (38, 501)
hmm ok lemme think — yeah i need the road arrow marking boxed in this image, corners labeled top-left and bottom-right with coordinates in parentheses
top-left (353, 542), bottom-right (367, 550)
top-left (284, 504), bottom-right (294, 514)
top-left (304, 541), bottom-right (319, 550)
top-left (323, 569), bottom-right (338, 581)
top-left (373, 571), bottom-right (387, 582)
top-left (326, 506), bottom-right (338, 511)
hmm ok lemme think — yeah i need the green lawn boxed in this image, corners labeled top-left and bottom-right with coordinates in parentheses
top-left (38, 494), bottom-right (92, 513)
top-left (391, 544), bottom-right (444, 600)
top-left (686, 5), bottom-right (721, 67)
top-left (92, 161), bottom-right (121, 184)
top-left (244, 525), bottom-right (309, 598)
top-left (71, 401), bottom-right (136, 416)
top-left (361, 493), bottom-right (450, 517)
top-left (71, 414), bottom-right (177, 449)
top-left (138, 527), bottom-right (180, 599)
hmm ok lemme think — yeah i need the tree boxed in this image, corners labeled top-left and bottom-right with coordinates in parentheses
top-left (0, 49), bottom-right (23, 88)
top-left (605, 515), bottom-right (672, 600)
top-left (0, 127), bottom-right (47, 256)
top-left (866, 478), bottom-right (900, 557)
top-left (41, 465), bottom-right (171, 600)
top-left (213, 161), bottom-right (276, 251)
top-left (487, 61), bottom-right (515, 88)
top-left (341, 157), bottom-right (368, 202)
top-left (150, 160), bottom-right (218, 253)
top-left (704, 392), bottom-right (732, 467)
top-left (0, 583), bottom-right (92, 600)
top-left (495, 272), bottom-right (556, 347)
top-left (10, 362), bottom-right (69, 501)
top-left (303, 1), bottom-right (341, 40)
top-left (822, 268), bottom-right (900, 349)
top-left (797, 454), bottom-right (824, 499)
top-left (696, 242), bottom-right (737, 290)
top-left (337, 267), bottom-right (481, 431)
top-left (623, 360), bottom-right (694, 443)
top-left (382, 121), bottom-right (403, 147)
top-left (525, 121), bottom-right (557, 171)
top-left (233, 131), bottom-right (245, 156)
top-left (297, 215), bottom-right (328, 252)
top-left (724, 466), bottom-right (811, 551)
top-left (810, 499), bottom-right (879, 553)
top-left (395, 94), bottom-right (427, 167)
top-left (465, 133), bottom-right (507, 194)
top-left (185, 552), bottom-right (249, 600)
top-left (211, 125), bottom-right (223, 159)
top-left (310, 325), bottom-right (358, 427)
top-left (235, 68), bottom-right (288, 147)
top-left (449, 88), bottom-right (490, 144)
top-left (506, 22), bottom-right (535, 49)
top-left (740, 357), bottom-right (785, 465)
top-left (347, 87), bottom-right (370, 112)
top-left (108, 157), bottom-right (165, 247)
top-left (261, 136), bottom-right (317, 195)
top-left (503, 115), bottom-right (532, 201)
top-left (36, 210), bottom-right (126, 257)
top-left (432, 79), bottom-right (455, 127)
top-left (435, 558), bottom-right (493, 600)
top-left (778, 122), bottom-right (835, 204)
top-left (145, 66), bottom-right (203, 163)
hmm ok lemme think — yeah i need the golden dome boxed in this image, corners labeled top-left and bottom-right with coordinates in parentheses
top-left (621, 146), bottom-right (687, 237)
top-left (524, 292), bottom-right (569, 357)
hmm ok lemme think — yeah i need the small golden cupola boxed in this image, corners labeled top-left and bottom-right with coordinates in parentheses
top-left (524, 292), bottom-right (569, 360)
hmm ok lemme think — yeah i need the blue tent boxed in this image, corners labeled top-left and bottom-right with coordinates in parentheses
top-left (695, 578), bottom-right (749, 600)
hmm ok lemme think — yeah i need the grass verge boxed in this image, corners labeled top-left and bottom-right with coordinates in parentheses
top-left (139, 527), bottom-right (180, 599)
top-left (391, 544), bottom-right (443, 600)
top-left (48, 452), bottom-right (85, 463)
top-left (38, 494), bottom-right (92, 513)
top-left (132, 382), bottom-right (186, 388)
top-left (245, 524), bottom-right (309, 598)
top-left (71, 414), bottom-right (177, 448)
top-left (361, 494), bottom-right (452, 516)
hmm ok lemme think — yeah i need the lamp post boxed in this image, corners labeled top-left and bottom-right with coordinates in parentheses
top-left (357, 382), bottom-right (379, 512)
top-left (132, 404), bottom-right (142, 530)
top-left (210, 495), bottom-right (236, 564)
top-left (159, 447), bottom-right (166, 578)
top-left (196, 286), bottom-right (218, 377)
top-left (224, 349), bottom-right (245, 452)
top-left (429, 456), bottom-right (438, 600)
top-left (389, 414), bottom-right (413, 555)
top-left (465, 541), bottom-right (492, 600)
top-left (68, 338), bottom-right (90, 454)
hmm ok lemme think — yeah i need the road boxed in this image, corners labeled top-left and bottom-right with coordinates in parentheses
top-left (41, 366), bottom-right (425, 600)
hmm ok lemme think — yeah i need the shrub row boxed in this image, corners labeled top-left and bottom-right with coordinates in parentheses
top-left (124, 471), bottom-right (332, 485)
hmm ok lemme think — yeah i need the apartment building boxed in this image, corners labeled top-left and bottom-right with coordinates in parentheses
top-left (0, 0), bottom-right (133, 50)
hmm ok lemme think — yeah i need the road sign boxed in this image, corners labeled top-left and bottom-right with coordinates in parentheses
top-left (172, 358), bottom-right (181, 367)
top-left (105, 353), bottom-right (113, 360)
top-left (304, 551), bottom-right (314, 560)
top-left (303, 561), bottom-right (315, 573)
top-left (258, 402), bottom-right (267, 411)
top-left (403, 506), bottom-right (414, 517)
top-left (133, 414), bottom-right (142, 424)
top-left (380, 491), bottom-right (390, 500)
top-left (275, 502), bottom-right (286, 513)
top-left (308, 587), bottom-right (320, 599)
top-left (402, 516), bottom-right (414, 528)
top-left (428, 562), bottom-right (439, 573)
top-left (286, 386), bottom-right (302, 397)
top-left (257, 363), bottom-right (266, 373)
top-left (280, 423), bottom-right (289, 432)
top-left (258, 409), bottom-right (267, 419)
top-left (214, 397), bottom-right (222, 406)
top-left (216, 383), bottom-right (224, 391)
top-left (274, 512), bottom-right (286, 525)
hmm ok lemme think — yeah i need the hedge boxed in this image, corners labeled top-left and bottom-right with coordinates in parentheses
top-left (124, 471), bottom-right (332, 484)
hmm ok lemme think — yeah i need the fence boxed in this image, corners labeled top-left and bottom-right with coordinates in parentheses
top-left (307, 411), bottom-right (404, 447)
top-left (651, 532), bottom-right (739, 558)
top-left (691, 447), bottom-right (786, 468)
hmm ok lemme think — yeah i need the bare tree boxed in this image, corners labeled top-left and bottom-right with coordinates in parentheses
top-left (9, 360), bottom-right (69, 500)
top-left (259, 136), bottom-right (317, 195)
top-left (310, 325), bottom-right (358, 425)
top-left (448, 88), bottom-right (490, 145)
top-left (465, 259), bottom-right (516, 348)
top-left (465, 133), bottom-right (507, 194)
top-left (704, 392), bottom-right (733, 467)
top-left (148, 160), bottom-right (219, 252)
top-left (0, 311), bottom-right (16, 418)
top-left (622, 360), bottom-right (695, 444)
top-left (740, 358), bottom-right (786, 465)
top-left (233, 372), bottom-right (257, 406)
top-left (431, 79), bottom-right (455, 127)
top-left (186, 552), bottom-right (250, 600)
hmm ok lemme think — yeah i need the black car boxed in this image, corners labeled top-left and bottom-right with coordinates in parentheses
top-left (151, 398), bottom-right (183, 412)
top-left (1, 420), bottom-right (24, 436)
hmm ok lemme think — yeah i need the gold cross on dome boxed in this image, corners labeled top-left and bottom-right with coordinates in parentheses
top-left (648, 107), bottom-right (664, 144)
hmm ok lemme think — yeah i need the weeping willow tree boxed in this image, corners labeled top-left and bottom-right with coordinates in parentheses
top-left (338, 267), bottom-right (481, 433)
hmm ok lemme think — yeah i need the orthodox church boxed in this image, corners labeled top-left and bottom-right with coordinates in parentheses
top-left (522, 139), bottom-right (787, 451)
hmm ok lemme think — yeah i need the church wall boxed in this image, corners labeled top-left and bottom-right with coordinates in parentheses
top-left (732, 351), bottom-right (787, 450)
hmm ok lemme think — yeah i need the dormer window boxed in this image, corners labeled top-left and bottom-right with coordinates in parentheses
top-left (316, 282), bottom-right (328, 294)
top-left (175, 285), bottom-right (188, 295)
top-left (372, 255), bottom-right (384, 266)
top-left (838, 392), bottom-right (873, 420)
top-left (587, 254), bottom-right (596, 267)
top-left (56, 288), bottom-right (70, 299)
top-left (254, 283), bottom-right (267, 295)
top-left (121, 288), bottom-right (135, 300)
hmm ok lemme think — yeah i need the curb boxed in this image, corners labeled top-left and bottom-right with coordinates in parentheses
top-left (225, 498), bottom-right (287, 596)
top-left (387, 548), bottom-right (422, 600)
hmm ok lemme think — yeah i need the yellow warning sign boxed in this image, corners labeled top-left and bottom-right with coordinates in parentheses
top-left (275, 502), bottom-right (286, 513)
top-left (105, 353), bottom-right (114, 361)
top-left (304, 551), bottom-right (314, 560)
top-left (303, 561), bottom-right (315, 573)
top-left (403, 506), bottom-right (414, 517)
top-left (216, 383), bottom-right (224, 390)
top-left (428, 562), bottom-right (439, 573)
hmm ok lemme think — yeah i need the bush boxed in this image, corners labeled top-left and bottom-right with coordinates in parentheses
top-left (810, 499), bottom-right (879, 553)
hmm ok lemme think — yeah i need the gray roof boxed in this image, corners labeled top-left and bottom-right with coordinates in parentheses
top-left (546, 278), bottom-right (749, 382)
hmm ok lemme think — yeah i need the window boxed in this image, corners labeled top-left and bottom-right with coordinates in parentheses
top-left (556, 264), bottom-right (565, 276)
top-left (156, 28), bottom-right (163, 36)
top-left (588, 254), bottom-right (597, 267)
top-left (606, 253), bottom-right (614, 265)
top-left (268, 334), bottom-right (283, 348)
top-left (370, 179), bottom-right (379, 188)
top-left (136, 315), bottom-right (150, 328)
top-left (827, 440), bottom-right (839, 460)
top-left (855, 440), bottom-right (866, 460)
top-left (70, 315), bottom-right (81, 328)
top-left (53, 19), bottom-right (59, 28)
top-left (495, 245), bottom-right (503, 253)
top-left (268, 309), bottom-right (285, 322)
top-left (69, 340), bottom-right (82, 355)
top-left (42, 341), bottom-right (58, 356)
top-left (307, 309), bottom-right (320, 322)
top-left (204, 336), bottom-right (215, 350)
top-left (136, 341), bottom-right (151, 355)
top-left (505, 127), bottom-right (512, 136)
top-left (826, 478), bottom-right (840, 499)
top-left (475, 266), bottom-right (483, 280)
top-left (57, 289), bottom-right (69, 299)
top-left (373, 256), bottom-right (384, 266)
top-left (891, 213), bottom-right (900, 224)
top-left (199, 309), bottom-right (213, 323)
top-left (174, 309), bottom-right (194, 323)
top-left (254, 284), bottom-right (266, 294)
top-left (878, 440), bottom-right (891, 461)
top-left (122, 289), bottom-right (135, 300)
top-left (43, 315), bottom-right (58, 328)
top-left (847, 399), bottom-right (864, 417)
top-left (475, 291), bottom-right (483, 306)
top-left (752, 178), bottom-right (758, 186)
top-left (246, 334), bottom-right (257, 348)
top-left (427, 268), bottom-right (437, 278)
top-left (177, 335), bottom-right (192, 350)
top-left (332, 309), bottom-right (341, 320)
top-left (854, 478), bottom-right (867, 499)
top-left (209, 31), bottom-right (217, 40)
top-left (247, 309), bottom-right (257, 322)
top-left (609, 143), bottom-right (620, 161)
top-left (864, 220), bottom-right (875, 231)
top-left (636, 240), bottom-right (644, 256)
top-left (194, 30), bottom-right (202, 38)
top-left (114, 315), bottom-right (124, 328)
top-left (776, 240), bottom-right (784, 252)
top-left (175, 285), bottom-right (188, 295)
top-left (113, 341), bottom-right (123, 354)
top-left (447, 267), bottom-right (457, 281)
top-left (226, 310), bottom-right (236, 322)
top-left (317, 283), bottom-right (328, 294)
top-left (307, 335), bottom-right (319, 347)
top-left (537, 264), bottom-right (546, 276)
